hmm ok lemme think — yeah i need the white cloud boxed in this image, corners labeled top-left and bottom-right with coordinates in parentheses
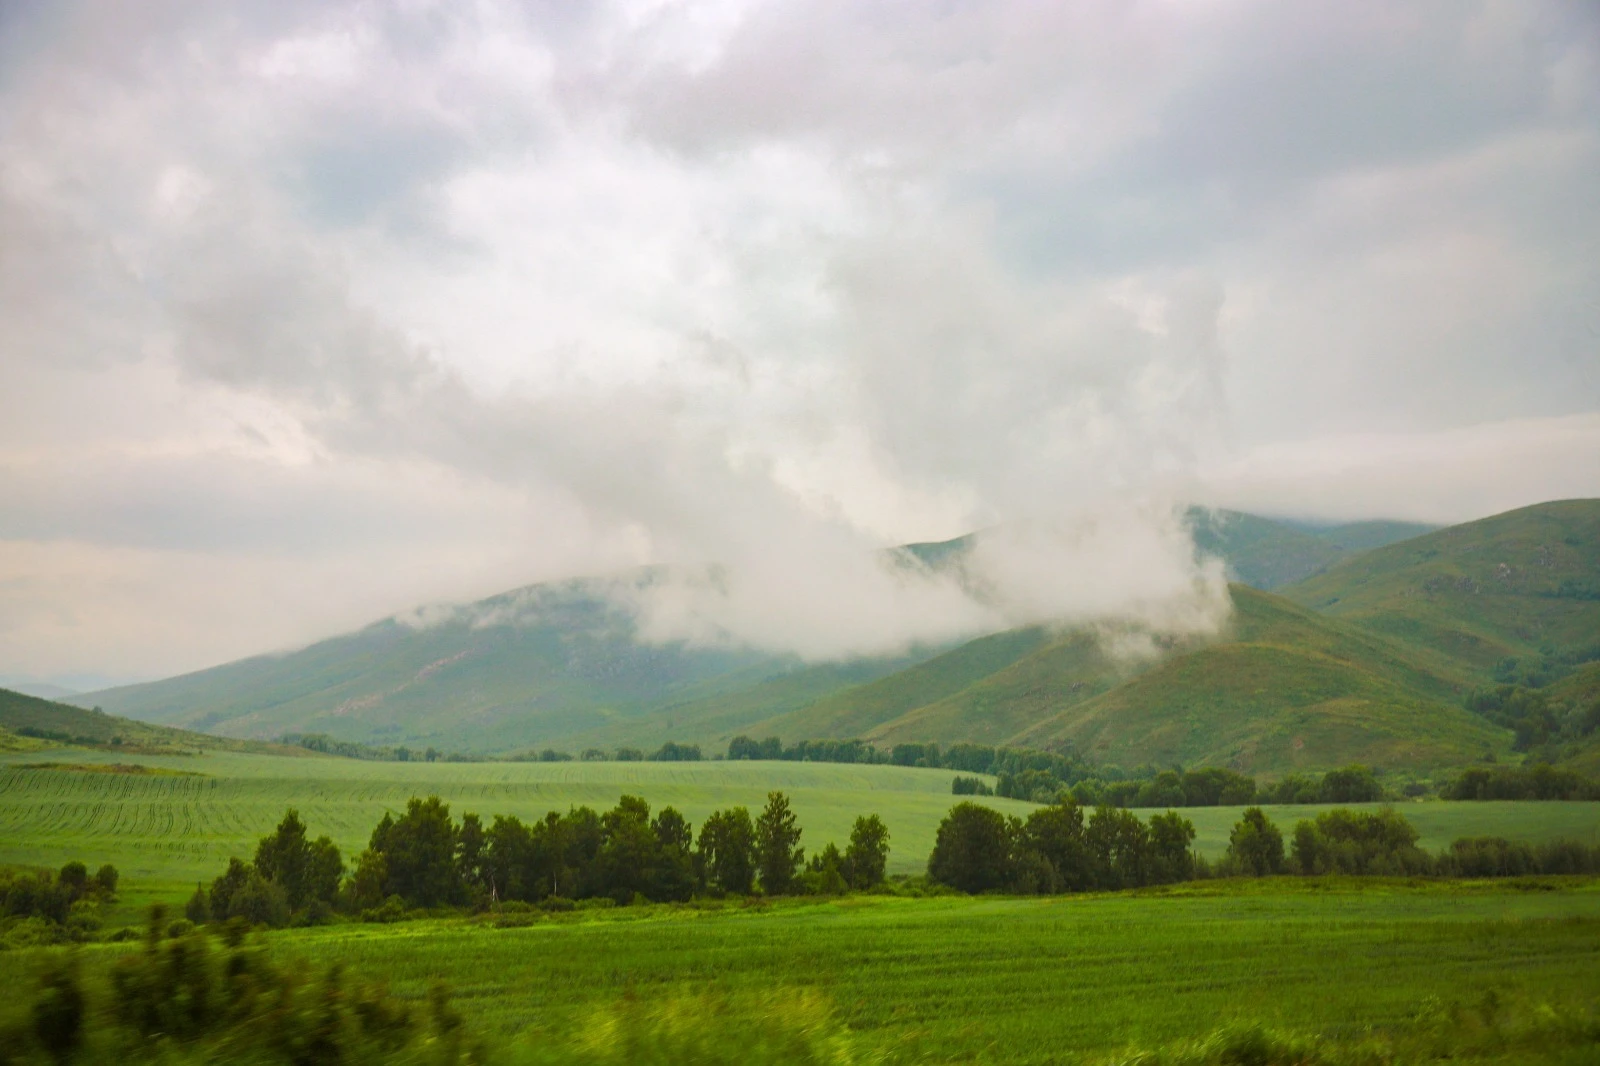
top-left (0, 0), bottom-right (1594, 679)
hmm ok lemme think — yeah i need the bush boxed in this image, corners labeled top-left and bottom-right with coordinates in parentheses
top-left (1291, 808), bottom-right (1429, 875)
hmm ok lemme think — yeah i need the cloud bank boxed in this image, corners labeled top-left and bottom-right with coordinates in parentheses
top-left (0, 0), bottom-right (1595, 680)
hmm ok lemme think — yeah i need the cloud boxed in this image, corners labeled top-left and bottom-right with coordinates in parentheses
top-left (0, 0), bottom-right (1595, 679)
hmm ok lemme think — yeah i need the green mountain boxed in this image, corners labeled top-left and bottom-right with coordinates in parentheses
top-left (1278, 499), bottom-right (1600, 679)
top-left (81, 574), bottom-right (817, 753)
top-left (80, 503), bottom-right (1578, 773)
top-left (1005, 586), bottom-right (1501, 772)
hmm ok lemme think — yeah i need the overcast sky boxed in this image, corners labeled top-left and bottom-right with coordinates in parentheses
top-left (1, 0), bottom-right (1597, 686)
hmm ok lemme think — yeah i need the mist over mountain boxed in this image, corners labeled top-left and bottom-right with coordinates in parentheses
top-left (78, 500), bottom-right (1589, 775)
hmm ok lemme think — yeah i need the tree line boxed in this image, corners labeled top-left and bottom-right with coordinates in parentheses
top-left (1, 862), bottom-right (119, 946)
top-left (956, 763), bottom-right (1388, 807)
top-left (1442, 763), bottom-right (1600, 800)
top-left (924, 799), bottom-right (1600, 894)
top-left (191, 792), bottom-right (890, 928)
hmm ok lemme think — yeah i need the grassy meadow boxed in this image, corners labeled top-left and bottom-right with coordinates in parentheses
top-left (3, 881), bottom-right (1599, 1063)
top-left (3, 746), bottom-right (1599, 910)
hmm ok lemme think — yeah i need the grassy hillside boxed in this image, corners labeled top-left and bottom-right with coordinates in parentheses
top-left (0, 685), bottom-right (292, 755)
top-left (82, 576), bottom-right (809, 753)
top-left (747, 626), bottom-right (1056, 743)
top-left (1549, 662), bottom-right (1600, 775)
top-left (864, 632), bottom-right (1128, 746)
top-left (1280, 499), bottom-right (1600, 679)
top-left (1188, 509), bottom-right (1348, 589)
top-left (1001, 586), bottom-right (1503, 772)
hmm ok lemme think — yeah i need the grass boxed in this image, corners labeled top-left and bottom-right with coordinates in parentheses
top-left (2, 747), bottom-right (1597, 914)
top-left (3, 881), bottom-right (1598, 1064)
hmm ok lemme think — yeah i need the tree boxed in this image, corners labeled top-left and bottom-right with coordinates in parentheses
top-left (306, 836), bottom-right (343, 904)
top-left (754, 791), bottom-right (804, 895)
top-left (184, 883), bottom-right (211, 924)
top-left (1020, 799), bottom-right (1091, 891)
top-left (1087, 805), bottom-right (1152, 889)
top-left (254, 809), bottom-right (311, 907)
top-left (1227, 807), bottom-right (1285, 876)
top-left (1319, 765), bottom-right (1383, 804)
top-left (806, 843), bottom-right (848, 895)
top-left (56, 862), bottom-right (88, 901)
top-left (844, 815), bottom-right (890, 889)
top-left (928, 802), bottom-right (1015, 893)
top-left (93, 864), bottom-right (118, 897)
top-left (208, 857), bottom-right (253, 918)
top-left (457, 813), bottom-right (486, 891)
top-left (597, 795), bottom-right (663, 903)
top-left (348, 849), bottom-right (388, 910)
top-left (697, 807), bottom-right (756, 895)
top-left (651, 807), bottom-right (697, 902)
top-left (229, 869), bottom-right (290, 926)
top-left (376, 796), bottom-right (459, 906)
top-left (1148, 810), bottom-right (1196, 883)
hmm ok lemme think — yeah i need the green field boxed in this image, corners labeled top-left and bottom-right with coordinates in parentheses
top-left (3, 748), bottom-right (1598, 911)
top-left (3, 882), bottom-right (1599, 1063)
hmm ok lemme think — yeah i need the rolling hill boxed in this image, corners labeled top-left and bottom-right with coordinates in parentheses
top-left (1279, 498), bottom-right (1600, 679)
top-left (0, 686), bottom-right (298, 755)
top-left (1004, 586), bottom-right (1503, 772)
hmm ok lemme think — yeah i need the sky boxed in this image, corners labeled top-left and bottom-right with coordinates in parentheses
top-left (0, 0), bottom-right (1596, 687)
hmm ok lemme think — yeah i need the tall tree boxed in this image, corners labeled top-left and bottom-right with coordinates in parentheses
top-left (376, 796), bottom-right (460, 906)
top-left (697, 807), bottom-right (756, 895)
top-left (754, 791), bottom-right (804, 895)
top-left (457, 813), bottom-right (486, 891)
top-left (253, 809), bottom-right (311, 907)
top-left (844, 814), bottom-right (890, 889)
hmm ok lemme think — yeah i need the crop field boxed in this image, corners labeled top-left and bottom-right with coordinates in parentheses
top-left (3, 747), bottom-right (1600, 908)
top-left (0, 748), bottom-right (1032, 901)
top-left (3, 881), bottom-right (1599, 1063)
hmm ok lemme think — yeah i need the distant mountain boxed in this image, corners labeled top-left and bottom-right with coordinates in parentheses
top-left (1187, 509), bottom-right (1435, 590)
top-left (79, 503), bottom-right (1574, 773)
top-left (79, 573), bottom-right (809, 753)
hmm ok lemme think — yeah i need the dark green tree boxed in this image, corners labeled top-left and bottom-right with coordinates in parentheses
top-left (1148, 810), bottom-right (1196, 883)
top-left (843, 814), bottom-right (890, 889)
top-left (376, 796), bottom-right (460, 906)
top-left (1227, 807), bottom-right (1285, 876)
top-left (697, 806), bottom-right (756, 895)
top-left (253, 809), bottom-right (311, 906)
top-left (208, 857), bottom-right (252, 919)
top-left (1020, 798), bottom-right (1091, 891)
top-left (928, 802), bottom-right (1015, 893)
top-left (651, 807), bottom-right (697, 902)
top-left (754, 791), bottom-right (804, 895)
